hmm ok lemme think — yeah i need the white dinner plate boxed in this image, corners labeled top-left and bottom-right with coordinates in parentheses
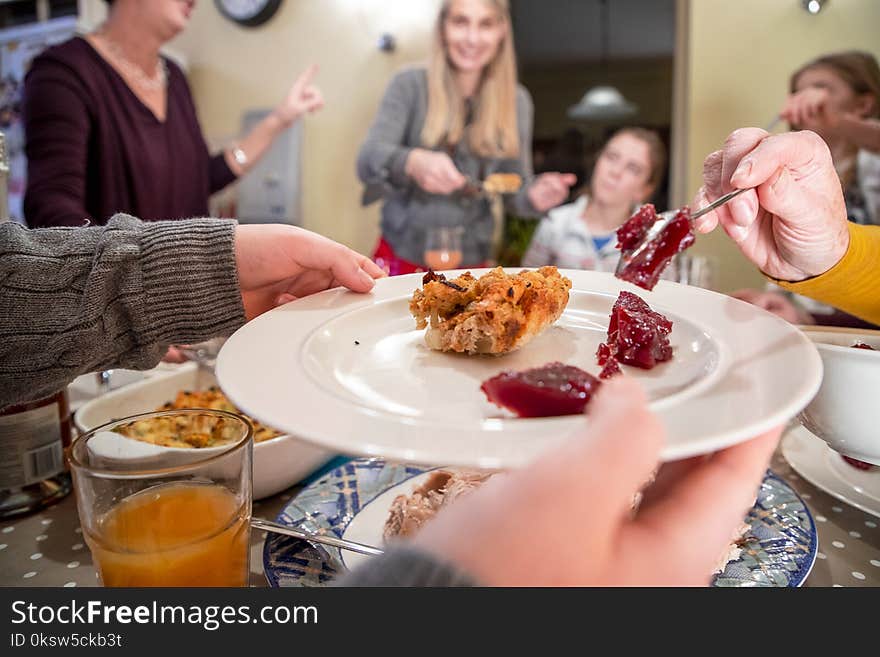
top-left (216, 269), bottom-right (822, 468)
top-left (782, 425), bottom-right (880, 518)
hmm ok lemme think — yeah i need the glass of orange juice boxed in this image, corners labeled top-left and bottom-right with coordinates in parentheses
top-left (424, 226), bottom-right (464, 271)
top-left (69, 409), bottom-right (252, 587)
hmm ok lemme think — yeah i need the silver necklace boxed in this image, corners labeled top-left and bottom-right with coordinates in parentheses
top-left (94, 29), bottom-right (168, 92)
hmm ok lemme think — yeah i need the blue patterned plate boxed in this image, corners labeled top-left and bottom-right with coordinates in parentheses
top-left (263, 459), bottom-right (817, 587)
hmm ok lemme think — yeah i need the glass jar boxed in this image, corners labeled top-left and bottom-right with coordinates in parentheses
top-left (0, 389), bottom-right (73, 518)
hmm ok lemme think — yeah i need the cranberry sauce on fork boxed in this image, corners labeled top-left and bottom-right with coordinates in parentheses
top-left (616, 204), bottom-right (695, 291)
top-left (481, 362), bottom-right (602, 418)
top-left (597, 291), bottom-right (673, 369)
top-left (616, 204), bottom-right (656, 252)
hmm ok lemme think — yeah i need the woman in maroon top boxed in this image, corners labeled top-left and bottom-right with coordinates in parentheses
top-left (23, 0), bottom-right (323, 227)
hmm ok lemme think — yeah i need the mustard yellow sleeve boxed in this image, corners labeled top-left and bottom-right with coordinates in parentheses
top-left (774, 223), bottom-right (880, 325)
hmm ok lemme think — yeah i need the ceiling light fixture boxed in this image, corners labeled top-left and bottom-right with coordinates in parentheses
top-left (567, 0), bottom-right (638, 121)
top-left (802, 0), bottom-right (826, 15)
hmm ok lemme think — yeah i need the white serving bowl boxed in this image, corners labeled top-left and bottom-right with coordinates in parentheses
top-left (798, 326), bottom-right (880, 466)
top-left (74, 363), bottom-right (334, 499)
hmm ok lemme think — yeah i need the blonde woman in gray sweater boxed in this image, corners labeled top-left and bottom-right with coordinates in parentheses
top-left (357, 0), bottom-right (574, 275)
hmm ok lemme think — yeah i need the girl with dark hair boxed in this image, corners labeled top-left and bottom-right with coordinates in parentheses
top-left (732, 51), bottom-right (880, 327)
top-left (521, 127), bottom-right (666, 271)
top-left (783, 50), bottom-right (880, 225)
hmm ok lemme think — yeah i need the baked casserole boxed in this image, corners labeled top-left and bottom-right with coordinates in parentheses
top-left (116, 386), bottom-right (282, 448)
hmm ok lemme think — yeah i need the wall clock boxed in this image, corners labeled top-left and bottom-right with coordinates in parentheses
top-left (215, 0), bottom-right (283, 27)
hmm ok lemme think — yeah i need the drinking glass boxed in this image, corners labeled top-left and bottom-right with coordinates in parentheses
top-left (424, 226), bottom-right (464, 270)
top-left (670, 254), bottom-right (717, 290)
top-left (69, 409), bottom-right (252, 587)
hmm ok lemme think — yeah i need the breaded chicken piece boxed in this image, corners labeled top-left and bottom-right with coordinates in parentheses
top-left (409, 266), bottom-right (572, 354)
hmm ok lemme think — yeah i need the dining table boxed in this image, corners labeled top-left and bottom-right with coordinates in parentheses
top-left (1, 368), bottom-right (878, 588)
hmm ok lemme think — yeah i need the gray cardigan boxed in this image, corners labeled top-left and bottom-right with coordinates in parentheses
top-left (0, 215), bottom-right (477, 587)
top-left (356, 67), bottom-right (539, 266)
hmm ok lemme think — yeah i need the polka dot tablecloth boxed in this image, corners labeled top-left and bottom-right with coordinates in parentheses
top-left (0, 489), bottom-right (96, 589)
top-left (768, 448), bottom-right (880, 587)
top-left (1, 440), bottom-right (878, 587)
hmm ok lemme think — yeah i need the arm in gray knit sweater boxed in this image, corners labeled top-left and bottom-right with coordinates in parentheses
top-left (0, 214), bottom-right (244, 408)
top-left (0, 214), bottom-right (383, 410)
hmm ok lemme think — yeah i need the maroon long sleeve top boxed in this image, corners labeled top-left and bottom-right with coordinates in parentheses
top-left (23, 37), bottom-right (237, 227)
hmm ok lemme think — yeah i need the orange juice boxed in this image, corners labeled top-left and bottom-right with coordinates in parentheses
top-left (85, 482), bottom-right (249, 587)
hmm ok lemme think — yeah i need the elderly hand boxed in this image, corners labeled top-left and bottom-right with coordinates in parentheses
top-left (527, 172), bottom-right (576, 213)
top-left (405, 149), bottom-right (467, 195)
top-left (234, 224), bottom-right (385, 320)
top-left (273, 64), bottom-right (325, 127)
top-left (694, 128), bottom-right (849, 282)
top-left (412, 377), bottom-right (781, 586)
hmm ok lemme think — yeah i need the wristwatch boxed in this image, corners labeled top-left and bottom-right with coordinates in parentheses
top-left (232, 146), bottom-right (248, 167)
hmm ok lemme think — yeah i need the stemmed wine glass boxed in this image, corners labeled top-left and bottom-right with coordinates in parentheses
top-left (424, 226), bottom-right (464, 271)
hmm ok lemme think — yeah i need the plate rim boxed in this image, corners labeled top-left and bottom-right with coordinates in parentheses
top-left (782, 425), bottom-right (880, 519)
top-left (761, 470), bottom-right (818, 588)
top-left (337, 467), bottom-right (439, 572)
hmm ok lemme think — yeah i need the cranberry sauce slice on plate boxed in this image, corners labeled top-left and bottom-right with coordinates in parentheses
top-left (481, 362), bottom-right (601, 418)
top-left (597, 291), bottom-right (673, 369)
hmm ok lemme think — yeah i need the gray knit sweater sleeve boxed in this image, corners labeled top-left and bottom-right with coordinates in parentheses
top-left (0, 214), bottom-right (246, 409)
top-left (333, 545), bottom-right (478, 587)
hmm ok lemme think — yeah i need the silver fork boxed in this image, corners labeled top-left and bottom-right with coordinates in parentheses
top-left (251, 517), bottom-right (385, 557)
top-left (764, 116), bottom-right (782, 133)
top-left (615, 187), bottom-right (747, 276)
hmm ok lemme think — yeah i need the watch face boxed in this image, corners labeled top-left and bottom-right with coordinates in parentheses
top-left (215, 0), bottom-right (282, 27)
